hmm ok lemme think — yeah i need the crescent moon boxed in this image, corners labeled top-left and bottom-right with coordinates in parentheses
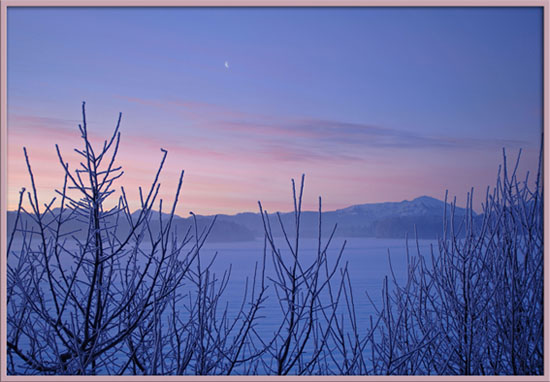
top-left (224, 61), bottom-right (229, 69)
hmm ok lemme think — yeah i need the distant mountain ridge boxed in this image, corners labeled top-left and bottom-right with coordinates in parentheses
top-left (214, 195), bottom-right (473, 240)
top-left (7, 196), bottom-right (474, 241)
top-left (338, 195), bottom-right (451, 217)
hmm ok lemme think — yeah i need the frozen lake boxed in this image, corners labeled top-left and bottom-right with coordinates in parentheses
top-left (198, 237), bottom-right (437, 338)
top-left (7, 235), bottom-right (439, 374)
top-left (8, 235), bottom-right (438, 330)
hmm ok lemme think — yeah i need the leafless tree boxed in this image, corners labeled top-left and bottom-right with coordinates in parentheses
top-left (256, 175), bottom-right (351, 375)
top-left (365, 148), bottom-right (543, 375)
top-left (6, 103), bottom-right (267, 375)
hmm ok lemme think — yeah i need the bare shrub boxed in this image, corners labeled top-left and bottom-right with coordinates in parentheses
top-left (256, 175), bottom-right (350, 375)
top-left (366, 149), bottom-right (543, 375)
top-left (6, 104), bottom-right (266, 375)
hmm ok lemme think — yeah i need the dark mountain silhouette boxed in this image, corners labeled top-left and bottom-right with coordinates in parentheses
top-left (7, 196), bottom-right (474, 242)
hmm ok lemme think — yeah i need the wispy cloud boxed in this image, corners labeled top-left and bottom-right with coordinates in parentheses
top-left (8, 114), bottom-right (79, 127)
top-left (117, 95), bottom-right (531, 154)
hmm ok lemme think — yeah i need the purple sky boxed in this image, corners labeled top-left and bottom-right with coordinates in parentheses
top-left (7, 7), bottom-right (543, 215)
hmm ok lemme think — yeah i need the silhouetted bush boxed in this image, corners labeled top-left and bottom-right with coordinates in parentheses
top-left (364, 149), bottom-right (543, 375)
top-left (6, 104), bottom-right (267, 374)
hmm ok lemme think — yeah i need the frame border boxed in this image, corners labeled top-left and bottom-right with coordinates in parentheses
top-left (0, 1), bottom-right (547, 381)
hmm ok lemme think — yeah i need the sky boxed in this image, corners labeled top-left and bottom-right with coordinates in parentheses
top-left (7, 7), bottom-right (543, 215)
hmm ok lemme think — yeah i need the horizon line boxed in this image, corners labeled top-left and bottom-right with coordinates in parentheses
top-left (6, 194), bottom-right (478, 217)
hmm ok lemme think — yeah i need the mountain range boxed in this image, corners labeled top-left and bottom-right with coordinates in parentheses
top-left (7, 196), bottom-right (474, 242)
